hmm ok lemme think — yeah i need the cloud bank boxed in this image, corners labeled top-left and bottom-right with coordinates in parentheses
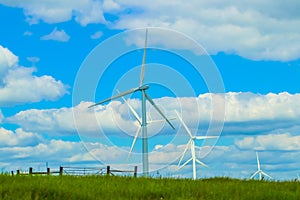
top-left (106, 0), bottom-right (300, 61)
top-left (6, 92), bottom-right (300, 136)
top-left (1, 125), bottom-right (300, 180)
top-left (1, 1), bottom-right (299, 60)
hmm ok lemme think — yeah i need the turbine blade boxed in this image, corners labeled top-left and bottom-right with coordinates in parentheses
top-left (194, 136), bottom-right (218, 140)
top-left (261, 171), bottom-right (272, 179)
top-left (145, 92), bottom-right (175, 129)
top-left (89, 87), bottom-right (140, 108)
top-left (120, 94), bottom-right (142, 125)
top-left (175, 110), bottom-right (193, 138)
top-left (256, 152), bottom-right (261, 171)
top-left (195, 159), bottom-right (208, 168)
top-left (194, 146), bottom-right (202, 151)
top-left (250, 171), bottom-right (259, 179)
top-left (178, 158), bottom-right (193, 169)
top-left (139, 29), bottom-right (148, 86)
top-left (178, 140), bottom-right (192, 166)
top-left (128, 126), bottom-right (141, 159)
top-left (149, 117), bottom-right (176, 124)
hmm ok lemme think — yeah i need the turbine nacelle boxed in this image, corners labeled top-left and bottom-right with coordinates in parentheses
top-left (139, 85), bottom-right (149, 91)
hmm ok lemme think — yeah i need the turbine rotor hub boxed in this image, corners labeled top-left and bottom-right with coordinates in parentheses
top-left (139, 85), bottom-right (149, 90)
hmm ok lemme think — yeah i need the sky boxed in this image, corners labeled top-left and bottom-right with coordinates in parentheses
top-left (0, 0), bottom-right (300, 180)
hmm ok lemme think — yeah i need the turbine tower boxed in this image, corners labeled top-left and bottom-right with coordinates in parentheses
top-left (250, 152), bottom-right (272, 180)
top-left (89, 29), bottom-right (175, 176)
top-left (120, 95), bottom-right (175, 159)
top-left (175, 110), bottom-right (217, 180)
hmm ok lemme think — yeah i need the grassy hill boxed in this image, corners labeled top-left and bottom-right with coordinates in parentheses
top-left (0, 175), bottom-right (299, 199)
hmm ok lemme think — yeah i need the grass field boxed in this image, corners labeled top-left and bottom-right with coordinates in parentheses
top-left (0, 175), bottom-right (299, 199)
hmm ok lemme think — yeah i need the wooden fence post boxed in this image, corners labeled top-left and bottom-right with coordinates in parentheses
top-left (47, 168), bottom-right (50, 175)
top-left (17, 170), bottom-right (20, 175)
top-left (11, 171), bottom-right (14, 176)
top-left (107, 165), bottom-right (110, 176)
top-left (29, 167), bottom-right (33, 175)
top-left (134, 166), bottom-right (137, 177)
top-left (59, 166), bottom-right (63, 176)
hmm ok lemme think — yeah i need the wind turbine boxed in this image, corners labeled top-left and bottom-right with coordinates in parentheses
top-left (250, 152), bottom-right (272, 180)
top-left (175, 110), bottom-right (217, 180)
top-left (89, 29), bottom-right (175, 176)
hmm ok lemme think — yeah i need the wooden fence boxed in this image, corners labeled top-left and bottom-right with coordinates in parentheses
top-left (11, 166), bottom-right (137, 177)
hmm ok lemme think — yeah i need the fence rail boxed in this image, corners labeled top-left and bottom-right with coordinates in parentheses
top-left (11, 166), bottom-right (137, 177)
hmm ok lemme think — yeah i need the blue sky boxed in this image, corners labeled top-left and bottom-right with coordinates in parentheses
top-left (0, 1), bottom-right (300, 180)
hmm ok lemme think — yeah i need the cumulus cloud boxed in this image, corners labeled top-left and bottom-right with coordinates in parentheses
top-left (0, 139), bottom-right (88, 165)
top-left (5, 101), bottom-right (145, 135)
top-left (90, 31), bottom-right (103, 39)
top-left (0, 0), bottom-right (106, 26)
top-left (0, 126), bottom-right (300, 179)
top-left (1, 1), bottom-right (299, 60)
top-left (6, 92), bottom-right (300, 137)
top-left (0, 110), bottom-right (3, 123)
top-left (0, 45), bottom-right (68, 106)
top-left (27, 56), bottom-right (40, 64)
top-left (41, 27), bottom-right (70, 42)
top-left (235, 133), bottom-right (300, 151)
top-left (0, 45), bottom-right (18, 78)
top-left (106, 0), bottom-right (300, 61)
top-left (0, 128), bottom-right (43, 147)
top-left (23, 31), bottom-right (33, 36)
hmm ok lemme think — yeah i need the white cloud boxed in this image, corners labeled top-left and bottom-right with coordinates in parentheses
top-left (106, 0), bottom-right (300, 61)
top-left (6, 101), bottom-right (139, 135)
top-left (1, 1), bottom-right (299, 60)
top-left (0, 128), bottom-right (43, 147)
top-left (0, 45), bottom-right (18, 78)
top-left (0, 139), bottom-right (86, 164)
top-left (90, 31), bottom-right (103, 39)
top-left (0, 126), bottom-right (300, 180)
top-left (0, 0), bottom-right (106, 26)
top-left (41, 27), bottom-right (70, 42)
top-left (27, 57), bottom-right (40, 64)
top-left (0, 110), bottom-right (3, 123)
top-left (103, 0), bottom-right (121, 12)
top-left (6, 92), bottom-right (300, 137)
top-left (2, 1), bottom-right (299, 60)
top-left (0, 45), bottom-right (68, 106)
top-left (224, 92), bottom-right (300, 122)
top-left (235, 133), bottom-right (300, 151)
top-left (23, 31), bottom-right (33, 36)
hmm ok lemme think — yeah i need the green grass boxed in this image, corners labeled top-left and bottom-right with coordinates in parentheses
top-left (0, 175), bottom-right (300, 199)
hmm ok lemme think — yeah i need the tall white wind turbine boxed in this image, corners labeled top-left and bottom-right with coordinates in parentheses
top-left (89, 29), bottom-right (175, 176)
top-left (250, 152), bottom-right (272, 180)
top-left (175, 110), bottom-right (217, 180)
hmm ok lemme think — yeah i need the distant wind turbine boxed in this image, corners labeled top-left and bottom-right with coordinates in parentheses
top-left (175, 110), bottom-right (217, 180)
top-left (89, 29), bottom-right (175, 176)
top-left (297, 173), bottom-right (300, 181)
top-left (250, 152), bottom-right (272, 180)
